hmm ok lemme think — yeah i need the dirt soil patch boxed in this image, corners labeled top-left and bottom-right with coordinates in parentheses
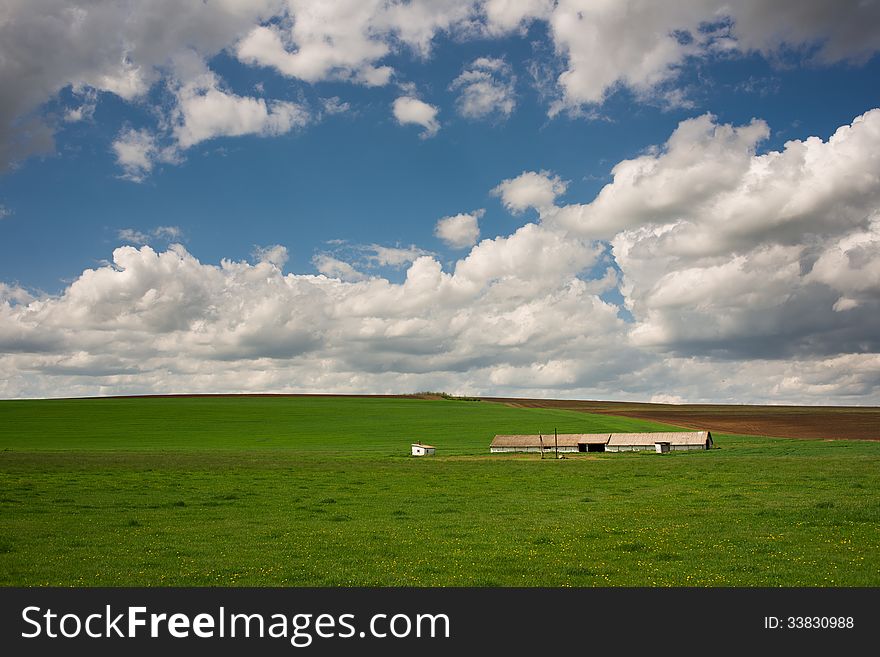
top-left (483, 397), bottom-right (880, 441)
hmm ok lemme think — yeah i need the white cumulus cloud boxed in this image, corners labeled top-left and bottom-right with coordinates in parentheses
top-left (492, 170), bottom-right (567, 214)
top-left (536, 108), bottom-right (880, 359)
top-left (546, 0), bottom-right (880, 114)
top-left (0, 223), bottom-right (616, 399)
top-left (312, 254), bottom-right (368, 282)
top-left (3, 1), bottom-right (880, 171)
top-left (392, 96), bottom-right (440, 138)
top-left (450, 57), bottom-right (516, 120)
top-left (0, 0), bottom-right (281, 170)
top-left (172, 70), bottom-right (309, 150)
top-left (435, 210), bottom-right (484, 248)
top-left (111, 128), bottom-right (159, 183)
top-left (235, 0), bottom-right (486, 86)
top-left (236, 0), bottom-right (394, 86)
top-left (366, 244), bottom-right (433, 268)
top-left (253, 244), bottom-right (290, 268)
top-left (483, 0), bottom-right (554, 34)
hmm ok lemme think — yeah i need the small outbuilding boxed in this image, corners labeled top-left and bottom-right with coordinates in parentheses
top-left (411, 443), bottom-right (436, 457)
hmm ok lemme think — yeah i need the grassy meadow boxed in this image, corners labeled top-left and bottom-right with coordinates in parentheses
top-left (1, 396), bottom-right (878, 586)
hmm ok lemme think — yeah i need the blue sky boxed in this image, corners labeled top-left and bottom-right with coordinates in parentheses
top-left (1, 1), bottom-right (880, 402)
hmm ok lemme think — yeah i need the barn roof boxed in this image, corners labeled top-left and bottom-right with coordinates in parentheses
top-left (490, 431), bottom-right (712, 448)
top-left (412, 443), bottom-right (435, 449)
top-left (606, 431), bottom-right (712, 446)
top-left (491, 434), bottom-right (611, 447)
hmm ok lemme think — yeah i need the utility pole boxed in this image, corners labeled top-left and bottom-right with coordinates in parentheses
top-left (539, 432), bottom-right (545, 459)
top-left (554, 427), bottom-right (559, 460)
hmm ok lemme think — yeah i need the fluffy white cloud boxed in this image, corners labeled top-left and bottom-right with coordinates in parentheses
top-left (110, 66), bottom-right (309, 180)
top-left (548, 1), bottom-right (702, 109)
top-left (0, 0), bottom-right (477, 168)
top-left (492, 170), bottom-right (567, 214)
top-left (5, 97), bottom-right (880, 404)
top-left (236, 0), bottom-right (484, 86)
top-left (0, 0), bottom-right (281, 170)
top-left (236, 1), bottom-right (393, 86)
top-left (253, 244), bottom-right (289, 268)
top-left (172, 70), bottom-right (309, 150)
top-left (392, 96), bottom-right (440, 138)
top-left (807, 217), bottom-right (880, 311)
top-left (111, 128), bottom-right (159, 183)
top-left (0, 221), bottom-right (619, 398)
top-left (547, 0), bottom-right (880, 113)
top-left (450, 57), bottom-right (516, 120)
top-left (4, 1), bottom-right (880, 171)
top-left (534, 109), bottom-right (880, 359)
top-left (379, 0), bottom-right (481, 55)
top-left (451, 222), bottom-right (601, 298)
top-left (548, 114), bottom-right (771, 239)
top-left (483, 0), bottom-right (554, 34)
top-left (0, 282), bottom-right (33, 305)
top-left (312, 254), bottom-right (368, 282)
top-left (236, 0), bottom-right (880, 116)
top-left (435, 210), bottom-right (483, 248)
top-left (366, 245), bottom-right (433, 268)
top-left (111, 127), bottom-right (184, 183)
top-left (5, 233), bottom-right (875, 403)
top-left (554, 109), bottom-right (880, 244)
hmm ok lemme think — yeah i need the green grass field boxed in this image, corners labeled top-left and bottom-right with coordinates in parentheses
top-left (1, 396), bottom-right (878, 586)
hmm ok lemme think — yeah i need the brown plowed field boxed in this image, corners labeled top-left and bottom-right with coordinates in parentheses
top-left (483, 397), bottom-right (880, 441)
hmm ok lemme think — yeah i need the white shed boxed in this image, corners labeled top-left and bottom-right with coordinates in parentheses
top-left (411, 443), bottom-right (436, 456)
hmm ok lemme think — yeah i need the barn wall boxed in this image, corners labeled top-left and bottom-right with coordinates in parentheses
top-left (490, 446), bottom-right (580, 453)
top-left (607, 443), bottom-right (710, 451)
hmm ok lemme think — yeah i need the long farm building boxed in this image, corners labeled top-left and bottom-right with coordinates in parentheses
top-left (490, 431), bottom-right (713, 454)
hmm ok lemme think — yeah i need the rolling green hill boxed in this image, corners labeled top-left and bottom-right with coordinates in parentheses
top-left (0, 395), bottom-right (677, 452)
